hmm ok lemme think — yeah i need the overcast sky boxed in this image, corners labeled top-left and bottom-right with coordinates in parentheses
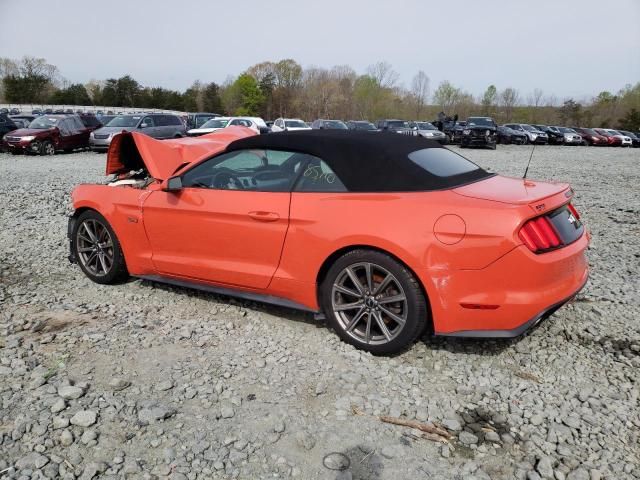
top-left (1, 0), bottom-right (638, 101)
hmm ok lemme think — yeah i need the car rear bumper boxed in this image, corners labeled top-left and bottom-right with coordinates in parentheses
top-left (425, 230), bottom-right (589, 337)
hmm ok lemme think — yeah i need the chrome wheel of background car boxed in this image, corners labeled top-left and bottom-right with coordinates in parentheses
top-left (29, 140), bottom-right (42, 154)
top-left (76, 219), bottom-right (114, 277)
top-left (42, 141), bottom-right (55, 156)
top-left (331, 262), bottom-right (408, 345)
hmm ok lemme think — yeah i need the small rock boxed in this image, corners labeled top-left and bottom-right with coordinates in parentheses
top-left (60, 429), bottom-right (74, 446)
top-left (15, 452), bottom-right (49, 470)
top-left (273, 420), bottom-right (286, 433)
top-left (566, 468), bottom-right (590, 480)
top-left (138, 404), bottom-right (176, 424)
top-left (52, 416), bottom-right (70, 429)
top-left (70, 410), bottom-right (97, 428)
top-left (315, 382), bottom-right (326, 396)
top-left (81, 429), bottom-right (97, 445)
top-left (51, 398), bottom-right (66, 413)
top-left (156, 380), bottom-right (174, 391)
top-left (536, 456), bottom-right (554, 479)
top-left (380, 445), bottom-right (397, 459)
top-left (295, 431), bottom-right (316, 450)
top-left (109, 378), bottom-right (131, 391)
top-left (442, 418), bottom-right (462, 432)
top-left (459, 431), bottom-right (479, 446)
top-left (220, 405), bottom-right (235, 419)
top-left (58, 385), bottom-right (85, 400)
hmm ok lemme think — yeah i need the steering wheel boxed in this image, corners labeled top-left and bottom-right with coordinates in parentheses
top-left (211, 169), bottom-right (243, 189)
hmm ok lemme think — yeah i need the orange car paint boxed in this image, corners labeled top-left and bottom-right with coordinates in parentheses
top-left (72, 130), bottom-right (589, 336)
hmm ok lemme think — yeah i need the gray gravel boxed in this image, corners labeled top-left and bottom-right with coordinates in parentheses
top-left (0, 145), bottom-right (639, 479)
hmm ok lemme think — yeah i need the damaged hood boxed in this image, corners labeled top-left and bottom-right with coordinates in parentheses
top-left (106, 126), bottom-right (257, 180)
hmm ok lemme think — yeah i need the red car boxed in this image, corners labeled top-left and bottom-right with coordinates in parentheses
top-left (3, 114), bottom-right (90, 155)
top-left (572, 127), bottom-right (608, 146)
top-left (593, 128), bottom-right (622, 146)
top-left (68, 129), bottom-right (589, 354)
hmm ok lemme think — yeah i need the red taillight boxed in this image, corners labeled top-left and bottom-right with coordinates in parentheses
top-left (519, 216), bottom-right (561, 252)
top-left (567, 202), bottom-right (580, 220)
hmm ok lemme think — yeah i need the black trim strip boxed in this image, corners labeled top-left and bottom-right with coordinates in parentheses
top-left (437, 275), bottom-right (588, 338)
top-left (135, 275), bottom-right (318, 313)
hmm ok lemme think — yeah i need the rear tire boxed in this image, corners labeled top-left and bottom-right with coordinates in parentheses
top-left (320, 249), bottom-right (428, 355)
top-left (72, 210), bottom-right (128, 285)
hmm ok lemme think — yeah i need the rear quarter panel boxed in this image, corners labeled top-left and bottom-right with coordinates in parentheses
top-left (270, 191), bottom-right (532, 310)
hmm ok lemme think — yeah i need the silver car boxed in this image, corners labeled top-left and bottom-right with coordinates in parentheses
top-left (90, 113), bottom-right (186, 151)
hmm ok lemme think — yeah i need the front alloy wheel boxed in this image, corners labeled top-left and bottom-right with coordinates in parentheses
top-left (322, 250), bottom-right (428, 354)
top-left (73, 210), bottom-right (128, 284)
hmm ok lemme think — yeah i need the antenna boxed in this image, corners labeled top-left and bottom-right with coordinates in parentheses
top-left (523, 141), bottom-right (536, 179)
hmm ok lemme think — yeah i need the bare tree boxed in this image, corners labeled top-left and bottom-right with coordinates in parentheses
top-left (433, 81), bottom-right (460, 113)
top-left (366, 61), bottom-right (399, 89)
top-left (410, 71), bottom-right (430, 119)
top-left (500, 87), bottom-right (520, 122)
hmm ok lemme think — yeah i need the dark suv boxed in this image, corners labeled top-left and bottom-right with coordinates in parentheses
top-left (460, 117), bottom-right (498, 149)
top-left (3, 114), bottom-right (90, 155)
top-left (375, 119), bottom-right (417, 136)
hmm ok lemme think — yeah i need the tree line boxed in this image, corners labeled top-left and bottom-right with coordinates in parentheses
top-left (1, 56), bottom-right (638, 129)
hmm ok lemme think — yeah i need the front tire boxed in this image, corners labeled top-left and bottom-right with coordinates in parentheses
top-left (41, 141), bottom-right (55, 156)
top-left (320, 249), bottom-right (428, 355)
top-left (72, 210), bottom-right (128, 284)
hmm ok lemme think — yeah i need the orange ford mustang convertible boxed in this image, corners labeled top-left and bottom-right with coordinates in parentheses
top-left (68, 128), bottom-right (589, 354)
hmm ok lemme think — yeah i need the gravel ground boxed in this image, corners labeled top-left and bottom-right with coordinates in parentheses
top-left (0, 145), bottom-right (639, 480)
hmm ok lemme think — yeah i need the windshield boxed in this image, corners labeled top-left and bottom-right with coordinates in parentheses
top-left (416, 122), bottom-right (437, 130)
top-left (606, 129), bottom-right (621, 135)
top-left (467, 117), bottom-right (494, 127)
top-left (323, 120), bottom-right (348, 129)
top-left (28, 117), bottom-right (60, 129)
top-left (522, 124), bottom-right (538, 132)
top-left (285, 120), bottom-right (308, 128)
top-left (200, 119), bottom-right (229, 129)
top-left (353, 122), bottom-right (376, 130)
top-left (558, 127), bottom-right (576, 133)
top-left (388, 120), bottom-right (410, 129)
top-left (108, 116), bottom-right (141, 128)
top-left (100, 116), bottom-right (116, 125)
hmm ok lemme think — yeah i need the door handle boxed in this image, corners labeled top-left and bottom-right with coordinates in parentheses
top-left (248, 211), bottom-right (280, 222)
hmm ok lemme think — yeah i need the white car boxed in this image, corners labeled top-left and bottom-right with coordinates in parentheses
top-left (504, 123), bottom-right (549, 144)
top-left (270, 118), bottom-right (312, 132)
top-left (604, 129), bottom-right (632, 147)
top-left (187, 117), bottom-right (260, 136)
top-left (413, 121), bottom-right (448, 144)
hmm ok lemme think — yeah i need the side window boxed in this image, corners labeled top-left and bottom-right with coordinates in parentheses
top-left (168, 116), bottom-right (181, 126)
top-left (275, 119), bottom-right (283, 128)
top-left (141, 116), bottom-right (155, 128)
top-left (181, 149), bottom-right (309, 192)
top-left (58, 119), bottom-right (73, 136)
top-left (294, 159), bottom-right (347, 193)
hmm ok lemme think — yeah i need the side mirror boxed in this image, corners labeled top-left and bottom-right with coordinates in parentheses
top-left (164, 176), bottom-right (183, 191)
top-left (140, 123), bottom-right (148, 129)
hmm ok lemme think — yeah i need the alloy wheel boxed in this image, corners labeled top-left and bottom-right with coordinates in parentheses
top-left (76, 219), bottom-right (114, 277)
top-left (43, 142), bottom-right (55, 155)
top-left (331, 262), bottom-right (408, 345)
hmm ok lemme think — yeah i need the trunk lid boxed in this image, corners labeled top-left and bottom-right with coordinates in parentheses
top-left (453, 175), bottom-right (570, 208)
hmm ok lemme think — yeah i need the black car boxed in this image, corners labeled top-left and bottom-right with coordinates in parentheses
top-left (0, 114), bottom-right (19, 151)
top-left (9, 108), bottom-right (20, 115)
top-left (311, 119), bottom-right (349, 130)
top-left (32, 109), bottom-right (43, 116)
top-left (534, 125), bottom-right (564, 145)
top-left (460, 117), bottom-right (498, 149)
top-left (497, 126), bottom-right (527, 145)
top-left (347, 120), bottom-right (378, 131)
top-left (375, 119), bottom-right (417, 136)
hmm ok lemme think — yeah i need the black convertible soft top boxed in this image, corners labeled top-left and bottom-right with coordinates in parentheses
top-left (225, 130), bottom-right (492, 192)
